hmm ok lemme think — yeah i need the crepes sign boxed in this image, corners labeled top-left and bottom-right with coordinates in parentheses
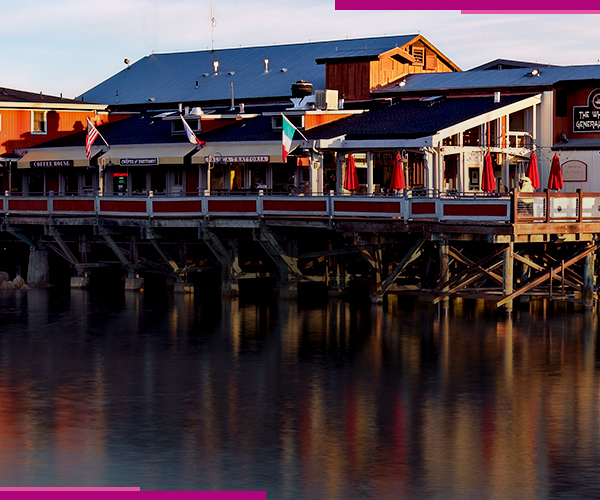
top-left (573, 89), bottom-right (600, 133)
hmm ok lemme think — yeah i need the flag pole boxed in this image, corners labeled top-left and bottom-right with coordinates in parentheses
top-left (87, 117), bottom-right (110, 148)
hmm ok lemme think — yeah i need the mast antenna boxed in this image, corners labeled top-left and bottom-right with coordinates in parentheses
top-left (211, 3), bottom-right (217, 52)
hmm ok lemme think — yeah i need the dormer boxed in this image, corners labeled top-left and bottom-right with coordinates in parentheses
top-left (316, 34), bottom-right (460, 102)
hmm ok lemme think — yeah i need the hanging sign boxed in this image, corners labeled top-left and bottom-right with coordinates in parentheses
top-left (573, 89), bottom-right (600, 133)
top-left (205, 155), bottom-right (270, 163)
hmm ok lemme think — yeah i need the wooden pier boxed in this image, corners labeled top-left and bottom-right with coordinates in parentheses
top-left (0, 189), bottom-right (597, 310)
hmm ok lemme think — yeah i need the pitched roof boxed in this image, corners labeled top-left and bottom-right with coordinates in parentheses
top-left (374, 64), bottom-right (600, 96)
top-left (78, 35), bottom-right (421, 108)
top-left (303, 95), bottom-right (535, 140)
top-left (0, 87), bottom-right (99, 107)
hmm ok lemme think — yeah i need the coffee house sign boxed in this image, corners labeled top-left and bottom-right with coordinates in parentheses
top-left (31, 160), bottom-right (74, 168)
top-left (573, 89), bottom-right (600, 133)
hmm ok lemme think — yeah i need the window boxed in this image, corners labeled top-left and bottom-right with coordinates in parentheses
top-left (172, 119), bottom-right (200, 135)
top-left (32, 111), bottom-right (47, 134)
top-left (556, 89), bottom-right (567, 117)
top-left (412, 48), bottom-right (424, 65)
top-left (271, 115), bottom-right (304, 130)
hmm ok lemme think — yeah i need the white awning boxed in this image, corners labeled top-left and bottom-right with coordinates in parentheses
top-left (17, 147), bottom-right (92, 169)
top-left (99, 144), bottom-right (198, 166)
top-left (192, 143), bottom-right (283, 164)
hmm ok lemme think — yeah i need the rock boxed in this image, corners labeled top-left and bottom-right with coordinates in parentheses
top-left (19, 283), bottom-right (31, 290)
top-left (12, 277), bottom-right (25, 289)
top-left (0, 281), bottom-right (17, 290)
top-left (0, 272), bottom-right (9, 284)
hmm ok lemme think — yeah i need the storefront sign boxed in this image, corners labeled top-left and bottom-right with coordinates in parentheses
top-left (561, 160), bottom-right (587, 182)
top-left (205, 155), bottom-right (270, 164)
top-left (573, 89), bottom-right (600, 133)
top-left (120, 158), bottom-right (158, 166)
top-left (31, 160), bottom-right (74, 168)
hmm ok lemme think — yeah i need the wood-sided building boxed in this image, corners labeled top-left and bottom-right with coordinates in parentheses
top-left (0, 87), bottom-right (111, 194)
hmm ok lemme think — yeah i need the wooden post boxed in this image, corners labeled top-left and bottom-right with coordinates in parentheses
top-left (583, 247), bottom-right (595, 310)
top-left (503, 242), bottom-right (514, 314)
top-left (439, 237), bottom-right (450, 315)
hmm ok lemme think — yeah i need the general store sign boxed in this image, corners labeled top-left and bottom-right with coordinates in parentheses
top-left (205, 155), bottom-right (270, 163)
top-left (573, 89), bottom-right (600, 133)
top-left (31, 160), bottom-right (74, 168)
top-left (120, 158), bottom-right (158, 166)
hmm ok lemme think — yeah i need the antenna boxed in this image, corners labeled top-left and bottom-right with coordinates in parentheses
top-left (211, 3), bottom-right (216, 52)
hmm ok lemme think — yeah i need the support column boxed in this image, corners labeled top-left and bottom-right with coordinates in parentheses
top-left (27, 247), bottom-right (49, 287)
top-left (503, 242), bottom-right (514, 314)
top-left (367, 152), bottom-right (374, 195)
top-left (439, 237), bottom-right (450, 315)
top-left (583, 247), bottom-right (596, 310)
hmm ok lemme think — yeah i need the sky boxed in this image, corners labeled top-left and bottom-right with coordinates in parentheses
top-left (3, 0), bottom-right (600, 99)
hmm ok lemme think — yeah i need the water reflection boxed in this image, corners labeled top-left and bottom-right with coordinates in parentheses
top-left (0, 289), bottom-right (597, 498)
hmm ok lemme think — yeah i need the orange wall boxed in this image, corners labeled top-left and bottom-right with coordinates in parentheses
top-left (0, 110), bottom-right (114, 155)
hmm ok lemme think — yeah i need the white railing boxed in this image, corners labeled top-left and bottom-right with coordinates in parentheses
top-left (2, 190), bottom-right (597, 225)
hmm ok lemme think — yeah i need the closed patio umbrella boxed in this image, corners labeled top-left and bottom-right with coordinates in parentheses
top-left (548, 154), bottom-right (564, 190)
top-left (481, 153), bottom-right (497, 192)
top-left (344, 154), bottom-right (360, 191)
top-left (526, 151), bottom-right (540, 190)
top-left (390, 153), bottom-right (406, 191)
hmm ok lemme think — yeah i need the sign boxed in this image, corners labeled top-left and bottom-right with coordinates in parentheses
top-left (205, 156), bottom-right (270, 164)
top-left (31, 160), bottom-right (74, 168)
top-left (113, 172), bottom-right (129, 177)
top-left (561, 160), bottom-right (587, 182)
top-left (120, 158), bottom-right (158, 166)
top-left (573, 89), bottom-right (600, 133)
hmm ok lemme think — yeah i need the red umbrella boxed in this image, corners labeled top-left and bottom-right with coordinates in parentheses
top-left (526, 151), bottom-right (540, 190)
top-left (481, 153), bottom-right (497, 192)
top-left (344, 154), bottom-right (360, 191)
top-left (390, 153), bottom-right (406, 191)
top-left (548, 154), bottom-right (564, 190)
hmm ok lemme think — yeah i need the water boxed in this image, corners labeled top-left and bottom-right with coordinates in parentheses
top-left (0, 288), bottom-right (597, 499)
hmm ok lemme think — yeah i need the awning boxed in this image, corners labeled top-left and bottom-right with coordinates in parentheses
top-left (192, 143), bottom-right (283, 164)
top-left (100, 144), bottom-right (197, 166)
top-left (17, 147), bottom-right (92, 169)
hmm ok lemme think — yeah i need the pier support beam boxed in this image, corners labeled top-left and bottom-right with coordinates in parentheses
top-left (503, 242), bottom-right (514, 314)
top-left (203, 230), bottom-right (243, 297)
top-left (583, 247), bottom-right (596, 310)
top-left (27, 247), bottom-right (49, 287)
top-left (439, 237), bottom-right (450, 315)
top-left (256, 229), bottom-right (302, 299)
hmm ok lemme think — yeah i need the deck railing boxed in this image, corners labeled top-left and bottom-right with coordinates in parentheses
top-left (0, 190), bottom-right (597, 225)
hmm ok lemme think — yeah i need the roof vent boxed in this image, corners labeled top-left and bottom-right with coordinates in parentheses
top-left (190, 107), bottom-right (203, 116)
top-left (418, 95), bottom-right (445, 107)
top-left (291, 80), bottom-right (313, 98)
top-left (213, 61), bottom-right (219, 75)
top-left (264, 59), bottom-right (269, 73)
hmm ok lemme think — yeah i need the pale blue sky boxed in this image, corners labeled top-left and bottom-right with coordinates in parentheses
top-left (2, 0), bottom-right (600, 99)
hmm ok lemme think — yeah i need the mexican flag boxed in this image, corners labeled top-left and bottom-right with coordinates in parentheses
top-left (282, 114), bottom-right (296, 163)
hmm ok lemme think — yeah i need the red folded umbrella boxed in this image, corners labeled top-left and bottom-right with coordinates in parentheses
top-left (390, 153), bottom-right (406, 190)
top-left (548, 154), bottom-right (564, 191)
top-left (481, 153), bottom-right (497, 192)
top-left (526, 151), bottom-right (540, 190)
top-left (344, 154), bottom-right (360, 191)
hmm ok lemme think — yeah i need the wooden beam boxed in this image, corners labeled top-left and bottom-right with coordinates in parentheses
top-left (497, 244), bottom-right (598, 307)
top-left (380, 238), bottom-right (424, 296)
top-left (447, 246), bottom-right (503, 285)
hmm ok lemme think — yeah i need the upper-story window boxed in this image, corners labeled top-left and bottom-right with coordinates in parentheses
top-left (32, 111), bottom-right (47, 134)
top-left (412, 48), bottom-right (424, 65)
top-left (172, 119), bottom-right (200, 135)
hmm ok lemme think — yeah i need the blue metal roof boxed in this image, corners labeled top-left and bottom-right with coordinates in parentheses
top-left (79, 35), bottom-right (418, 107)
top-left (375, 64), bottom-right (600, 95)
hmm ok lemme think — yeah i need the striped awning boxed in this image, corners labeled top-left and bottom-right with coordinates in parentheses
top-left (17, 147), bottom-right (93, 169)
top-left (192, 143), bottom-right (283, 164)
top-left (99, 144), bottom-right (197, 166)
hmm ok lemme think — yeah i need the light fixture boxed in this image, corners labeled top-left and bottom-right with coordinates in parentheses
top-left (264, 59), bottom-right (269, 73)
top-left (527, 69), bottom-right (540, 77)
top-left (124, 58), bottom-right (130, 69)
top-left (398, 79), bottom-right (406, 87)
top-left (213, 61), bottom-right (219, 74)
top-left (561, 132), bottom-right (569, 143)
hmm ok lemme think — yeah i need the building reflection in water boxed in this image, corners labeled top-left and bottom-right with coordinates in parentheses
top-left (0, 289), bottom-right (596, 497)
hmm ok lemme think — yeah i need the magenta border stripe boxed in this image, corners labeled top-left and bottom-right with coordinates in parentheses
top-left (0, 489), bottom-right (140, 491)
top-left (335, 0), bottom-right (599, 10)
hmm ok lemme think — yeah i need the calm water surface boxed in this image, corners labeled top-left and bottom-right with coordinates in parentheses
top-left (0, 288), bottom-right (597, 499)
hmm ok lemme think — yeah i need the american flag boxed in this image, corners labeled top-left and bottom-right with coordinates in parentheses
top-left (85, 118), bottom-right (100, 159)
